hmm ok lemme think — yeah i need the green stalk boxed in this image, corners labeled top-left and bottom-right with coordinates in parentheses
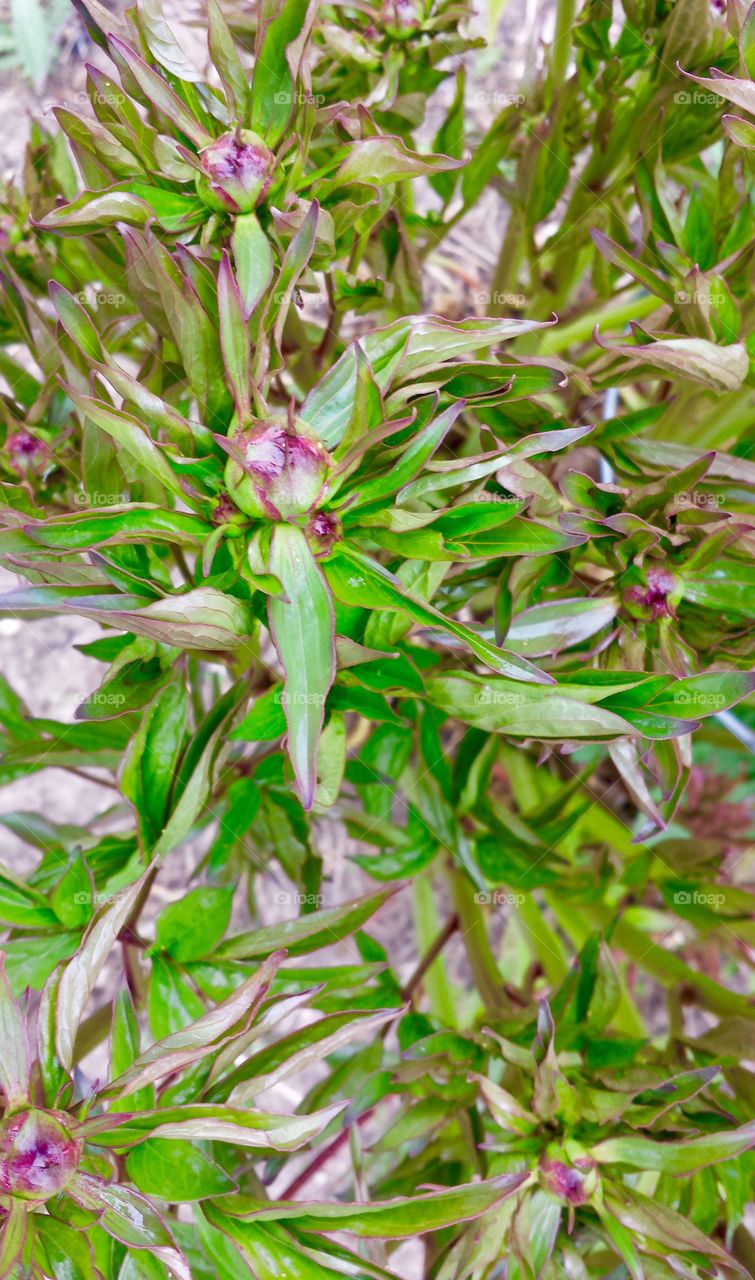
top-left (446, 863), bottom-right (511, 1019)
top-left (518, 893), bottom-right (569, 986)
top-left (488, 205), bottom-right (527, 318)
top-left (412, 873), bottom-right (458, 1028)
top-left (550, 0), bottom-right (577, 92)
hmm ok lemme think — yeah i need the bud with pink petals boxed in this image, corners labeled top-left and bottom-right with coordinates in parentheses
top-left (0, 1110), bottom-right (82, 1202)
top-left (224, 418), bottom-right (332, 520)
top-left (197, 130), bottom-right (275, 215)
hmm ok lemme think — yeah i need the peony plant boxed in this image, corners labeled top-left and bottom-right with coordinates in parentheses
top-left (0, 0), bottom-right (754, 1276)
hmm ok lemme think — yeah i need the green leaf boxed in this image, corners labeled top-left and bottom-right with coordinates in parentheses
top-left (70, 1173), bottom-right (190, 1279)
top-left (90, 1100), bottom-right (345, 1152)
top-left (109, 36), bottom-right (211, 146)
top-left (63, 387), bottom-right (186, 501)
top-left (207, 0), bottom-right (249, 116)
top-left (218, 250), bottom-right (251, 419)
top-left (645, 671), bottom-right (755, 719)
top-left (155, 887), bottom-right (234, 962)
top-left (122, 681), bottom-right (189, 847)
top-left (215, 887), bottom-right (400, 960)
top-left (268, 523), bottom-right (336, 808)
top-left (127, 1139), bottom-right (237, 1201)
top-left (231, 214), bottom-right (274, 319)
top-left (250, 0), bottom-right (312, 147)
top-left (52, 864), bottom-right (150, 1069)
top-left (110, 985), bottom-right (155, 1112)
top-left (426, 674), bottom-right (638, 739)
top-left (595, 329), bottom-right (749, 393)
top-left (0, 1199), bottom-right (27, 1278)
top-left (103, 956), bottom-right (282, 1100)
top-left (325, 546), bottom-right (551, 684)
top-left (592, 1120), bottom-right (755, 1172)
top-left (225, 1173), bottom-right (531, 1237)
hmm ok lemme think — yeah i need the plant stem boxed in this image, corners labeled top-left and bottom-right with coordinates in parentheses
top-left (281, 1108), bottom-right (375, 1199)
top-left (446, 863), bottom-right (511, 1020)
top-left (550, 0), bottom-right (576, 92)
top-left (488, 205), bottom-right (527, 317)
top-left (403, 899), bottom-right (459, 1013)
top-left (410, 874), bottom-right (458, 1026)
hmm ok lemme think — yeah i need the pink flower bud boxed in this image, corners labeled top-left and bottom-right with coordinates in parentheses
top-left (539, 1155), bottom-right (596, 1206)
top-left (0, 1110), bottom-right (81, 1202)
top-left (5, 430), bottom-right (49, 476)
top-left (225, 418), bottom-right (331, 520)
top-left (380, 0), bottom-right (423, 38)
top-left (624, 566), bottom-right (679, 621)
top-left (197, 130), bottom-right (275, 214)
top-left (307, 510), bottom-right (341, 555)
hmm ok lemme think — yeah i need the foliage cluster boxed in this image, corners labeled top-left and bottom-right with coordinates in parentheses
top-left (0, 0), bottom-right (754, 1276)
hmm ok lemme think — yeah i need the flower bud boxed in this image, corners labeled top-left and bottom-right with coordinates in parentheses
top-left (196, 130), bottom-right (275, 214)
top-left (539, 1155), bottom-right (596, 1206)
top-left (224, 418), bottom-right (331, 521)
top-left (623, 566), bottom-right (679, 621)
top-left (380, 0), bottom-right (424, 39)
top-left (5, 430), bottom-right (49, 476)
top-left (0, 1109), bottom-right (81, 1201)
top-left (307, 510), bottom-right (341, 556)
top-left (211, 491), bottom-right (246, 531)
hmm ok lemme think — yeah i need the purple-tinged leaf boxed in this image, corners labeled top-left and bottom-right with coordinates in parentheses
top-left (109, 36), bottom-right (212, 147)
top-left (592, 1120), bottom-right (755, 1172)
top-left (99, 953), bottom-right (283, 1100)
top-left (53, 864), bottom-right (152, 1069)
top-left (0, 955), bottom-right (30, 1105)
top-left (225, 1172), bottom-right (532, 1236)
top-left (215, 886), bottom-right (400, 960)
top-left (69, 1172), bottom-right (190, 1279)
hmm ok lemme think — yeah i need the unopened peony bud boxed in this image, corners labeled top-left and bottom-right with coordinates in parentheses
top-left (539, 1155), bottom-right (596, 1206)
top-left (197, 130), bottom-right (275, 214)
top-left (624, 566), bottom-right (679, 621)
top-left (307, 510), bottom-right (341, 555)
top-left (225, 418), bottom-right (331, 521)
top-left (5, 430), bottom-right (49, 476)
top-left (0, 1109), bottom-right (81, 1201)
top-left (380, 0), bottom-right (423, 38)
